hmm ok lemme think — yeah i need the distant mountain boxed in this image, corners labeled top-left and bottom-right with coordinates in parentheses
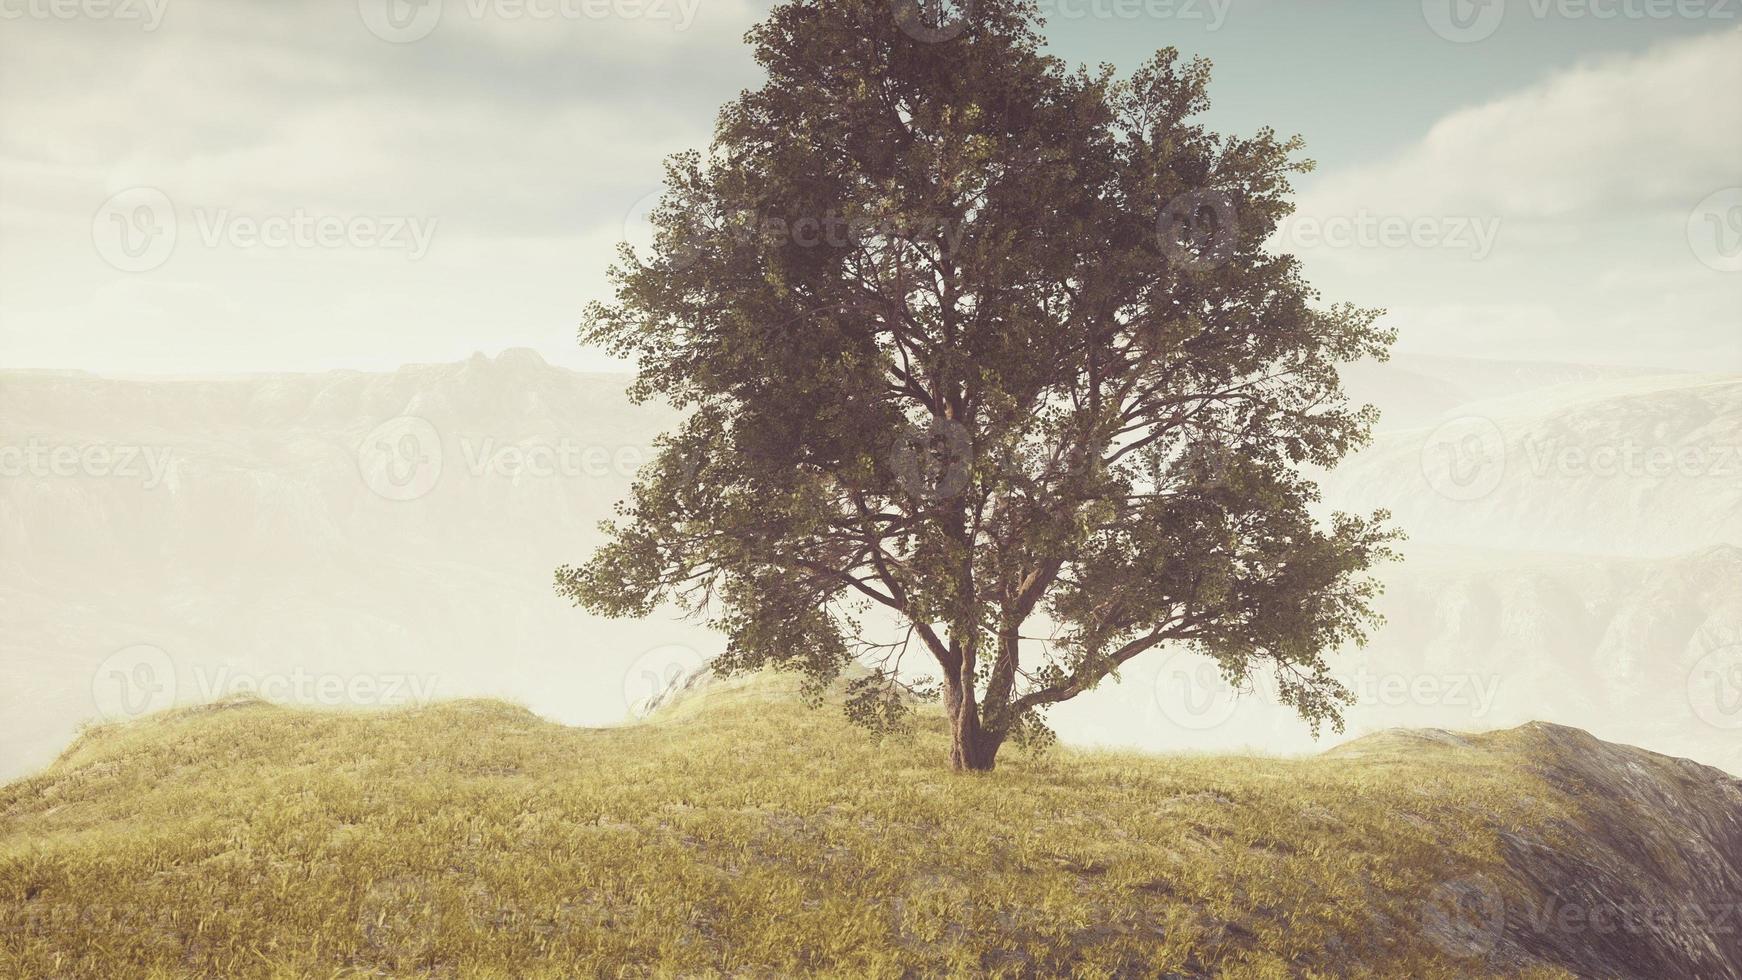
top-left (1339, 544), bottom-right (1742, 776)
top-left (0, 350), bottom-right (709, 780)
top-left (2, 352), bottom-right (1737, 784)
top-left (1322, 371), bottom-right (1742, 556)
top-left (1048, 540), bottom-right (1742, 779)
top-left (1339, 352), bottom-right (1688, 432)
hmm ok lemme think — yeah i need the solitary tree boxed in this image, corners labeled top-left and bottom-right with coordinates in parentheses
top-left (560, 0), bottom-right (1399, 771)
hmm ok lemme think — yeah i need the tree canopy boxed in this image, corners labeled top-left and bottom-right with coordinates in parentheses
top-left (559, 0), bottom-right (1400, 770)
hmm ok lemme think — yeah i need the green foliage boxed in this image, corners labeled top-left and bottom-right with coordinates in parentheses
top-left (558, 0), bottom-right (1400, 768)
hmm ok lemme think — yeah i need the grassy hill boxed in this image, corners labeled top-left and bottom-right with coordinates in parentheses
top-left (2, 672), bottom-right (1737, 978)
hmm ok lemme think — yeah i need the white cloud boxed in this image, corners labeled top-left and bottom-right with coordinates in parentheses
top-left (2, 7), bottom-right (1736, 374)
top-left (0, 0), bottom-right (768, 373)
top-left (1298, 29), bottom-right (1742, 220)
top-left (1281, 29), bottom-right (1742, 373)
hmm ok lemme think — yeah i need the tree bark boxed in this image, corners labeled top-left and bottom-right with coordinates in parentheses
top-left (944, 678), bottom-right (1003, 771)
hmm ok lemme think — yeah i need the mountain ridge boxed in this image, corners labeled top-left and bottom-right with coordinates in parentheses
top-left (4, 352), bottom-right (1738, 784)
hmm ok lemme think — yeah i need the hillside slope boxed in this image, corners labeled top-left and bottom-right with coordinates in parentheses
top-left (3, 674), bottom-right (1737, 978)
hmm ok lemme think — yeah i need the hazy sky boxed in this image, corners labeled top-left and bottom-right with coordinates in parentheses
top-left (1, 1), bottom-right (1737, 374)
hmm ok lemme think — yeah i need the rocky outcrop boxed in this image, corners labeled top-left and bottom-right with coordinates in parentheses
top-left (1340, 722), bottom-right (1742, 978)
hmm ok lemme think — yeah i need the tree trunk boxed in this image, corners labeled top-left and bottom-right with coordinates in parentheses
top-left (951, 724), bottom-right (1001, 771)
top-left (944, 680), bottom-right (1003, 772)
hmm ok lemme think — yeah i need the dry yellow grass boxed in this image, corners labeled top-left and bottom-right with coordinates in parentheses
top-left (0, 672), bottom-right (1575, 978)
